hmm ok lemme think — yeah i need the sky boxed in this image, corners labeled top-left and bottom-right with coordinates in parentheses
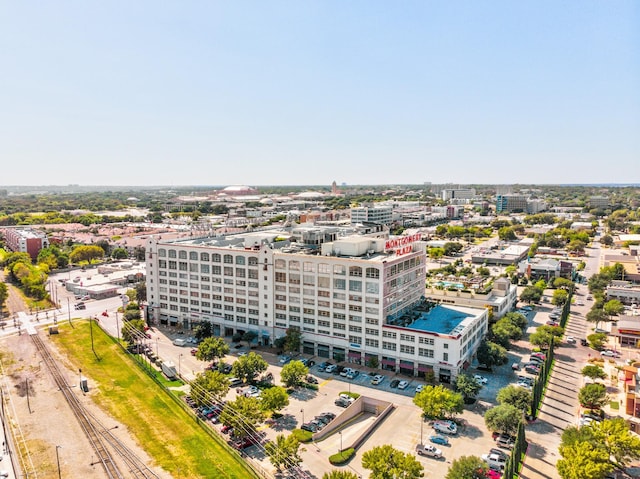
top-left (1, 1), bottom-right (638, 187)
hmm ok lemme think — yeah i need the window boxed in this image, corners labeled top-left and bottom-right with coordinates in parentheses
top-left (275, 272), bottom-right (286, 283)
top-left (365, 338), bottom-right (379, 348)
top-left (366, 282), bottom-right (379, 294)
top-left (179, 251), bottom-right (187, 259)
top-left (382, 341), bottom-right (396, 351)
top-left (158, 248), bottom-right (167, 257)
top-left (168, 250), bottom-right (176, 258)
top-left (383, 331), bottom-right (397, 339)
top-left (189, 251), bottom-right (198, 260)
top-left (248, 257), bottom-right (258, 266)
top-left (275, 259), bottom-right (286, 269)
top-left (400, 334), bottom-right (415, 343)
top-left (418, 348), bottom-right (434, 358)
top-left (318, 263), bottom-right (330, 274)
top-left (349, 280), bottom-right (362, 292)
top-left (349, 336), bottom-right (362, 345)
top-left (400, 345), bottom-right (415, 354)
top-left (212, 253), bottom-right (221, 262)
top-left (365, 328), bottom-right (379, 336)
top-left (289, 260), bottom-right (300, 270)
top-left (334, 279), bottom-right (346, 290)
top-left (366, 267), bottom-right (380, 279)
top-left (419, 337), bottom-right (434, 346)
top-left (349, 266), bottom-right (362, 277)
top-left (333, 265), bottom-right (346, 275)
top-left (200, 252), bottom-right (209, 261)
top-left (236, 256), bottom-right (245, 265)
top-left (303, 262), bottom-right (315, 272)
top-left (224, 254), bottom-right (233, 264)
top-left (443, 352), bottom-right (449, 361)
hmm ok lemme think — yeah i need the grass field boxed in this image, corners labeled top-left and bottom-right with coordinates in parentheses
top-left (51, 321), bottom-right (258, 479)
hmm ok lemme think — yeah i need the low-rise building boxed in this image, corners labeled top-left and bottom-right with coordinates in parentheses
top-left (2, 227), bottom-right (50, 260)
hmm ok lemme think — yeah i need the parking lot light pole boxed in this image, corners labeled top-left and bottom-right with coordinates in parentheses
top-left (339, 431), bottom-right (342, 452)
top-left (179, 354), bottom-right (183, 377)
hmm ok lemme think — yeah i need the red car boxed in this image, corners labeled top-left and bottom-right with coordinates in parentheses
top-left (230, 435), bottom-right (259, 450)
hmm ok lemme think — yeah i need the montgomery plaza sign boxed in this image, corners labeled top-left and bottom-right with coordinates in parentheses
top-left (385, 233), bottom-right (422, 256)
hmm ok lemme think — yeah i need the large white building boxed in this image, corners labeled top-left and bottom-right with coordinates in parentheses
top-left (350, 205), bottom-right (393, 225)
top-left (146, 228), bottom-right (488, 381)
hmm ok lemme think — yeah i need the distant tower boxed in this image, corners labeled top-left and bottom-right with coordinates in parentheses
top-left (331, 181), bottom-right (338, 194)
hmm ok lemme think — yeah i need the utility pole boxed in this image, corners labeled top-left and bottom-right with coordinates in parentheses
top-left (67, 298), bottom-right (73, 328)
top-left (115, 311), bottom-right (120, 341)
top-left (90, 317), bottom-right (97, 359)
top-left (25, 378), bottom-right (31, 414)
top-left (56, 445), bottom-right (62, 479)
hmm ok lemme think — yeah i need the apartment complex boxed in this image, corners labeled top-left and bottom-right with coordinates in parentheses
top-left (1, 227), bottom-right (50, 260)
top-left (146, 227), bottom-right (488, 381)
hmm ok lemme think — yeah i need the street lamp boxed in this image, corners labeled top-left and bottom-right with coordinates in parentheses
top-left (56, 445), bottom-right (62, 479)
top-left (339, 431), bottom-right (343, 452)
top-left (179, 354), bottom-right (183, 377)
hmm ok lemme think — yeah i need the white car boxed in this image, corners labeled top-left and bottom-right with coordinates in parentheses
top-left (600, 350), bottom-right (620, 358)
top-left (566, 336), bottom-right (576, 344)
top-left (474, 374), bottom-right (488, 385)
top-left (415, 385), bottom-right (424, 394)
top-left (397, 380), bottom-right (409, 390)
top-left (415, 443), bottom-right (442, 458)
top-left (371, 374), bottom-right (385, 385)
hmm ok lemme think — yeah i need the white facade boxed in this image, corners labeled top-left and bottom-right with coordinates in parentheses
top-left (350, 205), bottom-right (393, 225)
top-left (146, 230), bottom-right (488, 380)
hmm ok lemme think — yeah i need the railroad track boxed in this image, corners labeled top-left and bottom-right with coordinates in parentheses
top-left (31, 333), bottom-right (160, 479)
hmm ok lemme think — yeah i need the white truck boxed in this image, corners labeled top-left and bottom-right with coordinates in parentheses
top-left (173, 338), bottom-right (187, 347)
top-left (161, 361), bottom-right (178, 380)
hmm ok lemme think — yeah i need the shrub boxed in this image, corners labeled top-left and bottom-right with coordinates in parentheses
top-left (329, 448), bottom-right (355, 465)
top-left (291, 428), bottom-right (313, 443)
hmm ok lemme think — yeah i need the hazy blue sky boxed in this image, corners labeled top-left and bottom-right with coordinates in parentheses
top-left (1, 1), bottom-right (638, 187)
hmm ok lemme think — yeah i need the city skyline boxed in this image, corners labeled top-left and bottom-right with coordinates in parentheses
top-left (1, 1), bottom-right (638, 187)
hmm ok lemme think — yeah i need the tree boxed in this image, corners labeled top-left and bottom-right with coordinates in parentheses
top-left (190, 370), bottom-right (230, 407)
top-left (557, 442), bottom-right (614, 479)
top-left (242, 330), bottom-right (258, 347)
top-left (231, 352), bottom-right (268, 384)
top-left (443, 242), bottom-right (463, 256)
top-left (0, 283), bottom-right (8, 316)
top-left (552, 277), bottom-right (575, 291)
top-left (265, 434), bottom-right (302, 472)
top-left (498, 226), bottom-right (517, 241)
top-left (123, 301), bottom-right (142, 321)
top-left (530, 325), bottom-right (564, 350)
top-left (195, 336), bottom-right (230, 363)
top-left (280, 360), bottom-right (309, 388)
top-left (603, 299), bottom-right (625, 318)
top-left (484, 404), bottom-right (521, 435)
top-left (492, 317), bottom-right (523, 342)
top-left (69, 245), bottom-right (105, 264)
top-left (322, 471), bottom-right (360, 479)
top-left (581, 365), bottom-right (607, 381)
top-left (194, 322), bottom-right (213, 342)
top-left (591, 418), bottom-right (640, 468)
top-left (455, 373), bottom-right (482, 403)
top-left (260, 386), bottom-right (290, 414)
top-left (552, 289), bottom-right (569, 306)
top-left (476, 340), bottom-right (507, 370)
top-left (218, 395), bottom-right (265, 438)
top-left (586, 309), bottom-right (610, 330)
top-left (134, 281), bottom-right (147, 303)
top-left (578, 383), bottom-right (608, 410)
top-left (586, 333), bottom-right (608, 351)
top-left (122, 319), bottom-right (146, 344)
top-left (503, 312), bottom-right (528, 330)
top-left (413, 385), bottom-right (464, 420)
top-left (600, 235), bottom-right (614, 246)
top-left (361, 444), bottom-right (424, 479)
top-left (111, 247), bottom-right (128, 259)
top-left (283, 328), bottom-right (302, 354)
top-left (445, 456), bottom-right (490, 479)
top-left (520, 286), bottom-right (542, 304)
top-left (497, 385), bottom-right (532, 412)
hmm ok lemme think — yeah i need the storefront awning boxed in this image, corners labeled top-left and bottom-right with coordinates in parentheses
top-left (381, 359), bottom-right (396, 366)
top-left (348, 352), bottom-right (361, 358)
top-left (417, 364), bottom-right (434, 372)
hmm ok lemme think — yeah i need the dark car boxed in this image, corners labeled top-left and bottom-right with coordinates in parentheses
top-left (306, 376), bottom-right (319, 384)
top-left (301, 422), bottom-right (319, 432)
top-left (334, 397), bottom-right (351, 408)
top-left (581, 338), bottom-right (589, 346)
top-left (390, 379), bottom-right (400, 388)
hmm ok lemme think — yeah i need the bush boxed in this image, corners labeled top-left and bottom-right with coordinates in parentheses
top-left (329, 448), bottom-right (355, 465)
top-left (301, 382), bottom-right (319, 391)
top-left (291, 428), bottom-right (313, 443)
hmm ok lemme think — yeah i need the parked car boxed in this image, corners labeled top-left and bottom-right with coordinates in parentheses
top-left (531, 352), bottom-right (546, 360)
top-left (511, 362), bottom-right (520, 371)
top-left (339, 393), bottom-right (355, 403)
top-left (601, 350), bottom-right (620, 358)
top-left (397, 380), bottom-right (409, 390)
top-left (340, 367), bottom-right (355, 377)
top-left (324, 364), bottom-right (338, 373)
top-left (231, 435), bottom-right (259, 450)
top-left (581, 338), bottom-right (589, 346)
top-left (429, 434), bottom-right (450, 446)
top-left (496, 434), bottom-right (515, 450)
top-left (279, 355), bottom-right (292, 365)
top-left (482, 452), bottom-right (507, 471)
top-left (489, 448), bottom-right (509, 460)
top-left (415, 443), bottom-right (442, 458)
top-left (432, 420), bottom-right (457, 435)
top-left (390, 379), bottom-right (400, 388)
top-left (334, 397), bottom-right (351, 408)
top-left (474, 374), bottom-right (488, 385)
top-left (371, 374), bottom-right (385, 385)
top-left (306, 375), bottom-right (319, 384)
top-left (525, 365), bottom-right (540, 375)
top-left (346, 370), bottom-right (359, 379)
top-left (566, 336), bottom-right (576, 344)
top-left (301, 422), bottom-right (319, 432)
top-left (415, 385), bottom-right (424, 394)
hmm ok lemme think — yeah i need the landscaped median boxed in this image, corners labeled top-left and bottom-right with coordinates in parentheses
top-left (50, 321), bottom-right (258, 479)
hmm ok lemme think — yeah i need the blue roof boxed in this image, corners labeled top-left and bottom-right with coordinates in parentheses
top-left (407, 305), bottom-right (471, 335)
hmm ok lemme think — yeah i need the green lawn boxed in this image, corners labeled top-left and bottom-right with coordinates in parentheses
top-left (51, 322), bottom-right (258, 479)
